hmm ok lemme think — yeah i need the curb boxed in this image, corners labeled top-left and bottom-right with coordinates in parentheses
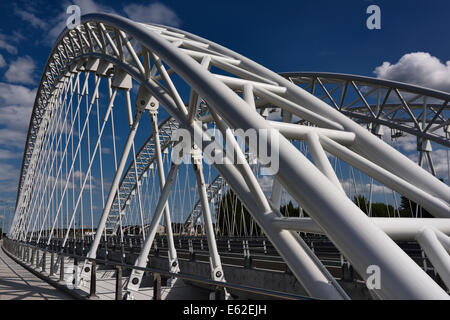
top-left (1, 245), bottom-right (89, 301)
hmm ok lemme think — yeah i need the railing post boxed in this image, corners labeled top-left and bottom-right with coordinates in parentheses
top-left (105, 241), bottom-right (109, 261)
top-left (243, 240), bottom-right (252, 269)
top-left (153, 273), bottom-right (161, 300)
top-left (214, 286), bottom-right (225, 300)
top-left (120, 242), bottom-right (125, 264)
top-left (88, 260), bottom-right (99, 299)
top-left (41, 249), bottom-right (47, 274)
top-left (342, 261), bottom-right (354, 282)
top-left (154, 241), bottom-right (159, 257)
top-left (35, 248), bottom-right (40, 268)
top-left (31, 248), bottom-right (36, 266)
top-left (59, 253), bottom-right (65, 283)
top-left (50, 251), bottom-right (55, 277)
top-left (73, 258), bottom-right (79, 288)
top-left (115, 266), bottom-right (123, 300)
top-left (189, 239), bottom-right (195, 261)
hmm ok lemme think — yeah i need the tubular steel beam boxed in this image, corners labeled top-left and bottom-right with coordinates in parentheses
top-left (10, 13), bottom-right (450, 300)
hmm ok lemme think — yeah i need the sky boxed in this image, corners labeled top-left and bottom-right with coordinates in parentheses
top-left (0, 0), bottom-right (450, 229)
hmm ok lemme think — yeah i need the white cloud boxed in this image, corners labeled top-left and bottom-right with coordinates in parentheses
top-left (0, 82), bottom-right (37, 107)
top-left (380, 127), bottom-right (449, 178)
top-left (13, 1), bottom-right (180, 47)
top-left (74, 0), bottom-right (114, 14)
top-left (0, 149), bottom-right (19, 160)
top-left (374, 52), bottom-right (450, 93)
top-left (14, 8), bottom-right (48, 29)
top-left (0, 128), bottom-right (28, 148)
top-left (430, 149), bottom-right (450, 178)
top-left (407, 148), bottom-right (449, 178)
top-left (0, 163), bottom-right (19, 181)
top-left (258, 175), bottom-right (274, 192)
top-left (11, 30), bottom-right (27, 43)
top-left (0, 169), bottom-right (17, 226)
top-left (379, 128), bottom-right (418, 152)
top-left (0, 33), bottom-right (18, 54)
top-left (51, 170), bottom-right (96, 190)
top-left (4, 56), bottom-right (36, 85)
top-left (0, 179), bottom-right (19, 194)
top-left (0, 83), bottom-right (36, 148)
top-left (123, 2), bottom-right (181, 27)
top-left (0, 54), bottom-right (5, 68)
top-left (340, 178), bottom-right (387, 197)
top-left (46, 10), bottom-right (68, 42)
top-left (48, 0), bottom-right (117, 42)
top-left (0, 105), bottom-right (33, 130)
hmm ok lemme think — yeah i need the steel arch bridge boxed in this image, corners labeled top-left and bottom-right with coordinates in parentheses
top-left (5, 13), bottom-right (450, 300)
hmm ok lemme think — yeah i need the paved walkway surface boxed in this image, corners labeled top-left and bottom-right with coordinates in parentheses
top-left (0, 247), bottom-right (72, 300)
top-left (68, 266), bottom-right (211, 300)
top-left (0, 242), bottom-right (211, 300)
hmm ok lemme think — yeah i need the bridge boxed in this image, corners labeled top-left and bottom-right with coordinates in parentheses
top-left (2, 13), bottom-right (450, 300)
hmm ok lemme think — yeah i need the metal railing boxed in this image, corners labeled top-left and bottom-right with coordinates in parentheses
top-left (21, 234), bottom-right (438, 284)
top-left (2, 238), bottom-right (312, 300)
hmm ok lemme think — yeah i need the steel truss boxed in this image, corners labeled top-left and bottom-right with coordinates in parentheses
top-left (8, 13), bottom-right (450, 300)
top-left (281, 72), bottom-right (450, 175)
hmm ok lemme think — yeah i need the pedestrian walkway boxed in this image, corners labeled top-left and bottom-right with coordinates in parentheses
top-left (0, 246), bottom-right (72, 300)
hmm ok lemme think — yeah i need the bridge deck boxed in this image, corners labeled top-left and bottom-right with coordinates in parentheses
top-left (0, 245), bottom-right (72, 300)
top-left (47, 255), bottom-right (211, 300)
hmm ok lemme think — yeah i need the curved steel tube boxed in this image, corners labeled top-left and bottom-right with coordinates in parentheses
top-left (10, 13), bottom-right (450, 299)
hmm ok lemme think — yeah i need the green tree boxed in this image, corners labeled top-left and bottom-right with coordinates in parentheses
top-left (279, 201), bottom-right (309, 217)
top-left (399, 178), bottom-right (445, 218)
top-left (352, 194), bottom-right (405, 217)
top-left (353, 195), bottom-right (369, 214)
top-left (216, 189), bottom-right (261, 236)
top-left (398, 195), bottom-right (432, 218)
top-left (280, 201), bottom-right (298, 216)
top-left (370, 202), bottom-right (397, 217)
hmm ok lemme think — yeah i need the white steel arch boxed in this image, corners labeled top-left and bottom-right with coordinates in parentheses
top-left (280, 72), bottom-right (450, 177)
top-left (9, 13), bottom-right (450, 300)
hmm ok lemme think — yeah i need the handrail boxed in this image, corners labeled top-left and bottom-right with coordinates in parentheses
top-left (2, 238), bottom-right (312, 300)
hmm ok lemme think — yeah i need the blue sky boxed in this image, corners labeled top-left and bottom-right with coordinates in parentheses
top-left (0, 0), bottom-right (449, 228)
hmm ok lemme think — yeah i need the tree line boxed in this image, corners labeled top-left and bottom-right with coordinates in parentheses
top-left (215, 190), bottom-right (433, 235)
